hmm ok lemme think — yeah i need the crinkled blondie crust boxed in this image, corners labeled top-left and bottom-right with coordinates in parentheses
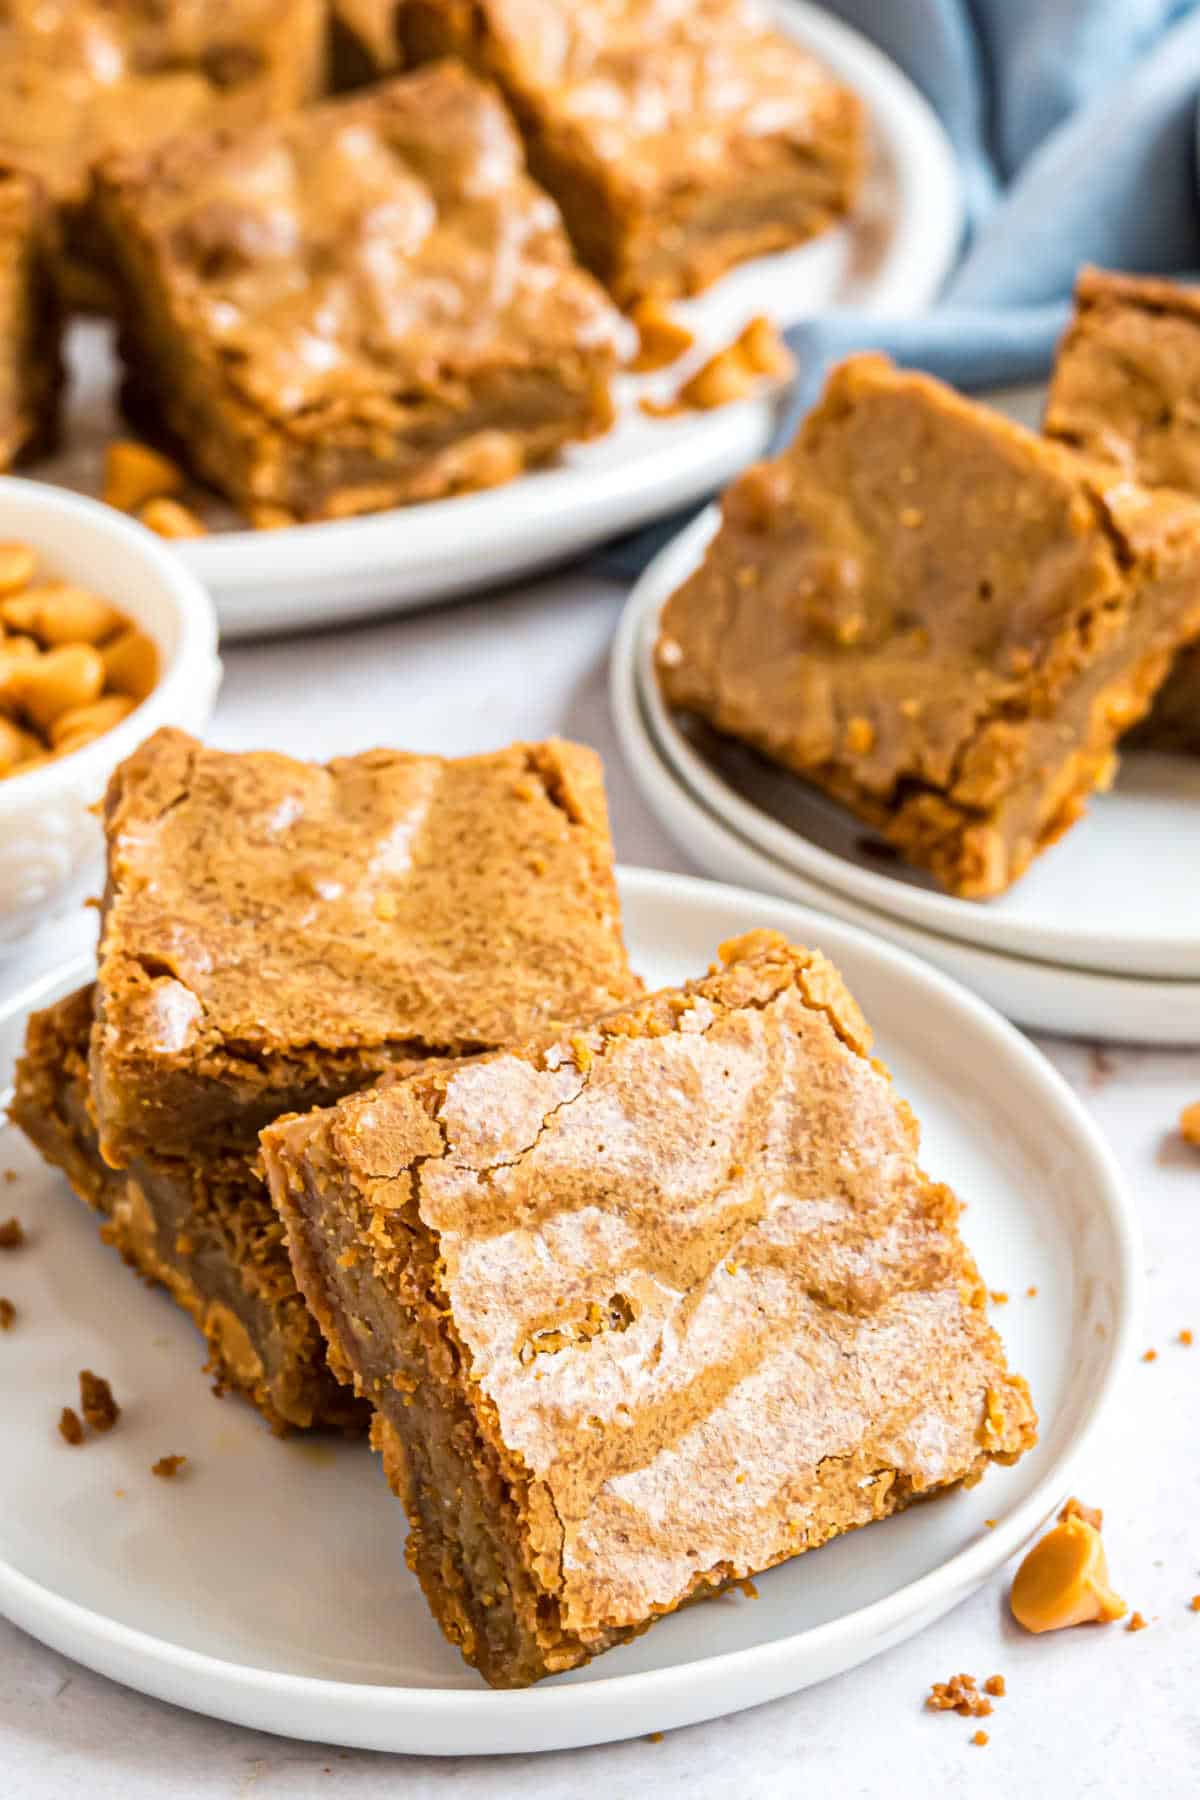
top-left (657, 354), bottom-right (1200, 898)
top-left (91, 729), bottom-right (638, 1165)
top-left (93, 63), bottom-right (621, 519)
top-left (0, 169), bottom-right (62, 468)
top-left (262, 930), bottom-right (1035, 1687)
top-left (401, 0), bottom-right (864, 305)
top-left (9, 986), bottom-right (364, 1434)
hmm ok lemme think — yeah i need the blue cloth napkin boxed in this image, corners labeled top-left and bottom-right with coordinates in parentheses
top-left (603, 0), bottom-right (1200, 577)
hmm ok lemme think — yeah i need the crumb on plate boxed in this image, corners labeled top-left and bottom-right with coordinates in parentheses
top-left (58, 1406), bottom-right (83, 1445)
top-left (152, 1454), bottom-right (188, 1479)
top-left (79, 1369), bottom-right (119, 1433)
top-left (0, 1216), bottom-right (24, 1249)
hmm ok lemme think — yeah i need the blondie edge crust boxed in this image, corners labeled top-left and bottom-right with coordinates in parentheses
top-left (262, 930), bottom-right (1036, 1687)
top-left (93, 64), bottom-right (622, 521)
top-left (657, 354), bottom-right (1200, 898)
top-left (90, 728), bottom-right (638, 1167)
top-left (0, 169), bottom-right (62, 469)
top-left (9, 987), bottom-right (365, 1434)
top-left (401, 0), bottom-right (865, 305)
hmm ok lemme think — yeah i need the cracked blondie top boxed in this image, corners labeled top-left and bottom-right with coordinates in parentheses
top-left (0, 169), bottom-right (61, 468)
top-left (657, 354), bottom-right (1200, 898)
top-left (92, 63), bottom-right (622, 519)
top-left (0, 0), bottom-right (325, 307)
top-left (401, 0), bottom-right (864, 303)
top-left (262, 929), bottom-right (1036, 1686)
top-left (90, 729), bottom-right (638, 1164)
top-left (1046, 266), bottom-right (1200, 753)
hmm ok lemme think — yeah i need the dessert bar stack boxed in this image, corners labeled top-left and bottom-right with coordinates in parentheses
top-left (12, 727), bottom-right (640, 1432)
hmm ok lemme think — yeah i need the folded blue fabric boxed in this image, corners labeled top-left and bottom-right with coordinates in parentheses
top-left (601, 0), bottom-right (1200, 578)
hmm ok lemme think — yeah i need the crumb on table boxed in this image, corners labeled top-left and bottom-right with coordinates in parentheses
top-left (1126, 1611), bottom-right (1148, 1633)
top-left (152, 1454), bottom-right (188, 1479)
top-left (989, 1290), bottom-right (1009, 1305)
top-left (1142, 1348), bottom-right (1158, 1363)
top-left (1059, 1496), bottom-right (1104, 1531)
top-left (58, 1406), bottom-right (83, 1445)
top-left (927, 1673), bottom-right (993, 1718)
top-left (0, 1297), bottom-right (14, 1330)
top-left (0, 1216), bottom-right (25, 1249)
top-left (983, 1674), bottom-right (1006, 1698)
top-left (971, 1730), bottom-right (989, 1748)
top-left (79, 1369), bottom-right (120, 1433)
top-left (1190, 1595), bottom-right (1200, 1612)
top-left (1179, 1329), bottom-right (1193, 1347)
top-left (647, 1731), bottom-right (664, 1744)
top-left (1026, 1285), bottom-right (1039, 1298)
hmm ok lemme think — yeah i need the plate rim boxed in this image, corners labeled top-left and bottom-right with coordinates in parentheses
top-left (81, 0), bottom-right (963, 631)
top-left (636, 508), bottom-right (1200, 979)
top-left (0, 870), bottom-right (1139, 1754)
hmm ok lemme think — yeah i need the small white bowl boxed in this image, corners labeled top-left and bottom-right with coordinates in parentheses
top-left (0, 477), bottom-right (221, 956)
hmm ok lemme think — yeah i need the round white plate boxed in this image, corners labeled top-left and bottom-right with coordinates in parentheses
top-left (613, 602), bottom-right (1200, 1043)
top-left (636, 510), bottom-right (1200, 981)
top-left (33, 2), bottom-right (960, 638)
top-left (0, 874), bottom-right (1137, 1755)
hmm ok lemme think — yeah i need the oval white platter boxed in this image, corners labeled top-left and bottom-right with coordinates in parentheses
top-left (613, 604), bottom-right (1200, 1043)
top-left (0, 871), bottom-right (1136, 1755)
top-left (634, 509), bottom-right (1200, 983)
top-left (32, 1), bottom-right (961, 638)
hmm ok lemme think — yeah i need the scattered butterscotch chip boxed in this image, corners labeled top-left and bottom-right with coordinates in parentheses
top-left (1179, 1329), bottom-right (1194, 1347)
top-left (982, 1675), bottom-right (1006, 1698)
top-left (0, 1216), bottom-right (24, 1249)
top-left (1190, 1595), bottom-right (1200, 1612)
top-left (1126, 1611), bottom-right (1148, 1633)
top-left (1142, 1349), bottom-right (1158, 1363)
top-left (971, 1730), bottom-right (989, 1748)
top-left (103, 441), bottom-right (184, 515)
top-left (0, 1297), bottom-right (14, 1329)
top-left (152, 1454), bottom-right (188, 1479)
top-left (1179, 1101), bottom-right (1200, 1145)
top-left (1059, 1497), bottom-right (1104, 1531)
top-left (58, 1407), bottom-right (84, 1446)
top-left (629, 299), bottom-right (695, 373)
top-left (1026, 1285), bottom-right (1039, 1298)
top-left (990, 1290), bottom-right (1009, 1305)
top-left (79, 1369), bottom-right (120, 1433)
top-left (1010, 1516), bottom-right (1126, 1633)
top-left (927, 1673), bottom-right (993, 1717)
top-left (650, 316), bottom-right (794, 415)
top-left (138, 497), bottom-right (208, 539)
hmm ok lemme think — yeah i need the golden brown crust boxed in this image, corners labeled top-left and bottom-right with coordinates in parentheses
top-left (90, 729), bottom-right (638, 1163)
top-left (0, 0), bottom-right (326, 310)
top-left (0, 168), bottom-right (62, 468)
top-left (656, 354), bottom-right (1200, 898)
top-left (92, 64), bottom-right (621, 517)
top-left (262, 930), bottom-right (1035, 1686)
top-left (400, 0), bottom-right (864, 304)
top-left (8, 986), bottom-right (365, 1435)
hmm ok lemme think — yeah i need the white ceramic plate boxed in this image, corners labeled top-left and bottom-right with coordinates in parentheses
top-left (32, 2), bottom-right (960, 638)
top-left (0, 872), bottom-right (1137, 1755)
top-left (636, 510), bottom-right (1200, 981)
top-left (613, 601), bottom-right (1200, 1043)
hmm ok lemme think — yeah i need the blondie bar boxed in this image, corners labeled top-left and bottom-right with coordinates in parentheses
top-left (93, 65), bottom-right (621, 521)
top-left (10, 987), bottom-right (364, 1434)
top-left (0, 0), bottom-right (325, 309)
top-left (401, 0), bottom-right (864, 305)
top-left (0, 170), bottom-right (62, 468)
top-left (262, 930), bottom-right (1036, 1687)
top-left (1046, 266), bottom-right (1200, 751)
top-left (656, 355), bottom-right (1200, 898)
top-left (91, 729), bottom-right (637, 1166)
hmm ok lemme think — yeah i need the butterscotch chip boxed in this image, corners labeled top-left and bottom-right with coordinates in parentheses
top-left (1059, 1496), bottom-right (1103, 1531)
top-left (152, 1454), bottom-right (188, 1479)
top-left (0, 541), bottom-right (36, 593)
top-left (15, 644), bottom-right (106, 733)
top-left (138, 498), bottom-right (208, 540)
top-left (1010, 1516), bottom-right (1126, 1633)
top-left (59, 1406), bottom-right (83, 1445)
top-left (79, 1369), bottom-right (120, 1433)
top-left (0, 1216), bottom-right (24, 1248)
top-left (100, 628), bottom-right (159, 702)
top-left (15, 584), bottom-right (123, 647)
top-left (678, 342), bottom-right (757, 410)
top-left (1180, 1101), bottom-right (1200, 1145)
top-left (629, 300), bottom-right (695, 373)
top-left (738, 315), bottom-right (792, 376)
top-left (103, 441), bottom-right (185, 515)
top-left (0, 1297), bottom-right (14, 1329)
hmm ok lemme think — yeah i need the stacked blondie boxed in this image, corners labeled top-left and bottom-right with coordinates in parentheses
top-left (13, 727), bottom-right (1035, 1686)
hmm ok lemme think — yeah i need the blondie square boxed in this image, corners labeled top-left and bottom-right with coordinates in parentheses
top-left (0, 169), bottom-right (62, 468)
top-left (656, 354), bottom-right (1200, 899)
top-left (92, 64), bottom-right (622, 521)
top-left (0, 0), bottom-right (326, 309)
top-left (1046, 266), bottom-right (1200, 752)
top-left (400, 0), bottom-right (864, 305)
top-left (10, 987), bottom-right (365, 1434)
top-left (90, 729), bottom-right (637, 1166)
top-left (261, 930), bottom-right (1036, 1687)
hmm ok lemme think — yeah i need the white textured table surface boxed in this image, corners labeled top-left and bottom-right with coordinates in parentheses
top-left (3, 569), bottom-right (1199, 1799)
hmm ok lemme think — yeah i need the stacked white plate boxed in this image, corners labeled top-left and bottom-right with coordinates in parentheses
top-left (612, 509), bottom-right (1200, 1045)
